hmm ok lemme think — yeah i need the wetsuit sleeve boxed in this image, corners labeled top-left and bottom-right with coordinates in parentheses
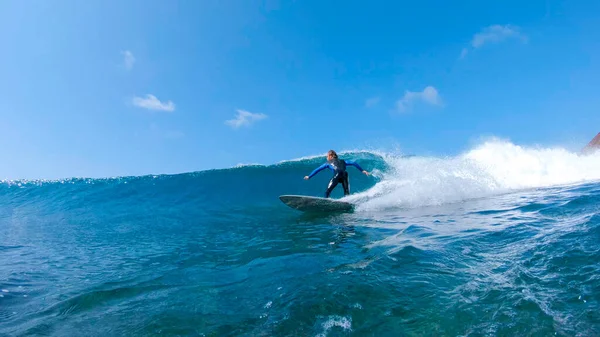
top-left (308, 163), bottom-right (329, 178)
top-left (344, 160), bottom-right (365, 172)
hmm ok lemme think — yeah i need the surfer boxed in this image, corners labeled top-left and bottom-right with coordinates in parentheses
top-left (304, 150), bottom-right (370, 198)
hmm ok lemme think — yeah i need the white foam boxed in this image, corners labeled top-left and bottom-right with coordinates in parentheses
top-left (277, 153), bottom-right (325, 163)
top-left (234, 163), bottom-right (265, 168)
top-left (316, 315), bottom-right (352, 337)
top-left (464, 140), bottom-right (600, 188)
top-left (347, 139), bottom-right (600, 211)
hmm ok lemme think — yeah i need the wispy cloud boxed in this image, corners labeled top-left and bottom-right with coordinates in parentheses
top-left (225, 109), bottom-right (267, 129)
top-left (365, 97), bottom-right (380, 108)
top-left (461, 24), bottom-right (527, 58)
top-left (132, 94), bottom-right (175, 112)
top-left (460, 48), bottom-right (469, 59)
top-left (396, 86), bottom-right (442, 112)
top-left (472, 24), bottom-right (527, 48)
top-left (122, 50), bottom-right (135, 70)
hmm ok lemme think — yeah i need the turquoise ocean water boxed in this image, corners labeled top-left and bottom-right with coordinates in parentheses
top-left (1, 140), bottom-right (599, 336)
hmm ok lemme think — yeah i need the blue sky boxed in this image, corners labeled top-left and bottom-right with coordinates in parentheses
top-left (1, 0), bottom-right (599, 179)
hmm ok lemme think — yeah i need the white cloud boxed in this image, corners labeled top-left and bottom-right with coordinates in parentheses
top-left (396, 86), bottom-right (442, 112)
top-left (225, 109), bottom-right (267, 129)
top-left (122, 50), bottom-right (135, 70)
top-left (461, 24), bottom-right (527, 58)
top-left (132, 94), bottom-right (175, 112)
top-left (365, 97), bottom-right (380, 108)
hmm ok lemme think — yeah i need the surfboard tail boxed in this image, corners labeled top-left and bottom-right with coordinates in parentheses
top-left (279, 195), bottom-right (354, 212)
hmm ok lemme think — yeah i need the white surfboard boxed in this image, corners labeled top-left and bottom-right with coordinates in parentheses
top-left (279, 195), bottom-right (354, 212)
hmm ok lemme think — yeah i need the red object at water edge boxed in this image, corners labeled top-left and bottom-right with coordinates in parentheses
top-left (582, 132), bottom-right (600, 154)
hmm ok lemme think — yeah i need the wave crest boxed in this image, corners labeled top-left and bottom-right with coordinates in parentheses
top-left (348, 139), bottom-right (600, 211)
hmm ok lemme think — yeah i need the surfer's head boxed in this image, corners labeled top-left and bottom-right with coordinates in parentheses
top-left (327, 150), bottom-right (338, 161)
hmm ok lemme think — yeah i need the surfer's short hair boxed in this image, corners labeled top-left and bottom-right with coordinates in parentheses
top-left (327, 150), bottom-right (338, 159)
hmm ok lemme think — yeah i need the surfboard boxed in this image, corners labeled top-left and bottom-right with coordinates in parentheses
top-left (279, 195), bottom-right (354, 213)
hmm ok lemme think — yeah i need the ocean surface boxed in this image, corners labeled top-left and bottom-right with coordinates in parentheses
top-left (1, 140), bottom-right (599, 336)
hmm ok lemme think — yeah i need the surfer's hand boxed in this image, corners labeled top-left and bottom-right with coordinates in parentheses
top-left (362, 170), bottom-right (370, 176)
top-left (304, 176), bottom-right (309, 180)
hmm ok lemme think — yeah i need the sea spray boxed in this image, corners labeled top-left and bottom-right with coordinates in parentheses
top-left (347, 139), bottom-right (600, 211)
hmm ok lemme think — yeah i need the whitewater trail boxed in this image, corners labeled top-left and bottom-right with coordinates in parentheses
top-left (345, 139), bottom-right (600, 211)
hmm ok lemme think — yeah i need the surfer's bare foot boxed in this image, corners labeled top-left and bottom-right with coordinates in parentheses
top-left (304, 176), bottom-right (309, 180)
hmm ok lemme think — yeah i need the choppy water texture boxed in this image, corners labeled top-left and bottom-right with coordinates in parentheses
top-left (1, 140), bottom-right (600, 336)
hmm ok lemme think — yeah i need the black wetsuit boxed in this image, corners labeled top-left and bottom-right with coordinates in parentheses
top-left (307, 158), bottom-right (365, 198)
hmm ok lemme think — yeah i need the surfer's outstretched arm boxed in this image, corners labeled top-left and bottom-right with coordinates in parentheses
top-left (304, 163), bottom-right (329, 180)
top-left (345, 160), bottom-right (370, 176)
